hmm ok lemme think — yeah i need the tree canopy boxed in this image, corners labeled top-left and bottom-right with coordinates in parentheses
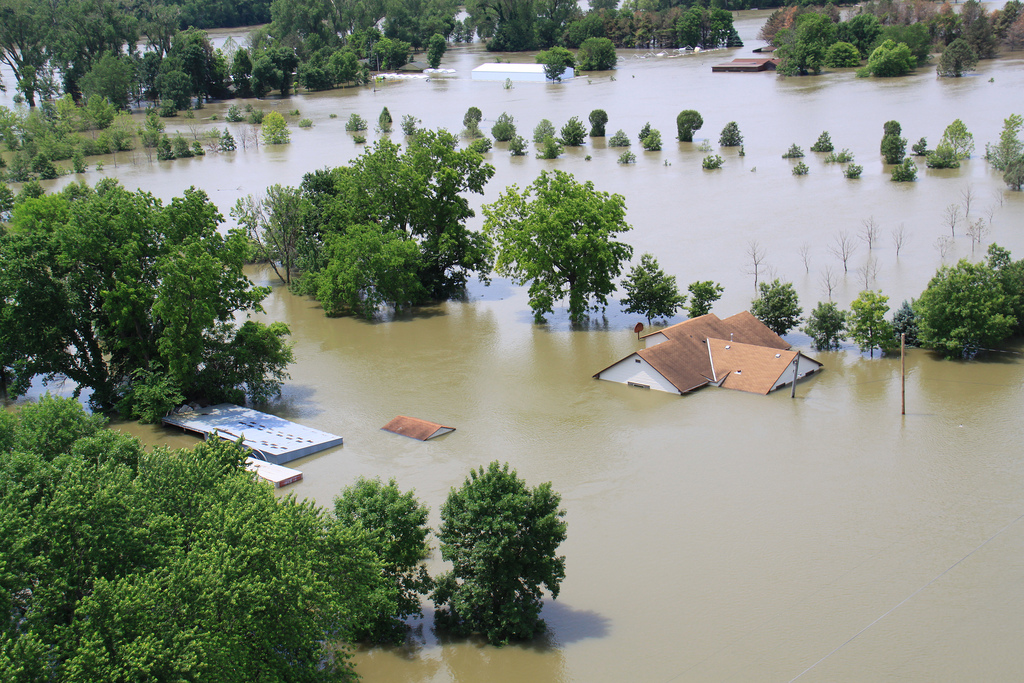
top-left (432, 461), bottom-right (567, 645)
top-left (0, 180), bottom-right (293, 417)
top-left (0, 396), bottom-right (384, 681)
top-left (848, 290), bottom-right (893, 357)
top-left (620, 253), bottom-right (685, 324)
top-left (916, 253), bottom-right (1017, 358)
top-left (750, 279), bottom-right (803, 336)
top-left (483, 170), bottom-right (633, 323)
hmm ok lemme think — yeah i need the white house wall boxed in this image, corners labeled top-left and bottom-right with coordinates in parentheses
top-left (597, 354), bottom-right (680, 394)
top-left (770, 355), bottom-right (823, 392)
top-left (643, 332), bottom-right (670, 348)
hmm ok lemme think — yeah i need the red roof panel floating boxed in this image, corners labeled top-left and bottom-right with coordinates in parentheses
top-left (382, 416), bottom-right (455, 441)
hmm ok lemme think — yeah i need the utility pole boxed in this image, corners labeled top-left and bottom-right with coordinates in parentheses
top-left (901, 333), bottom-right (906, 415)
top-left (791, 353), bottom-right (800, 399)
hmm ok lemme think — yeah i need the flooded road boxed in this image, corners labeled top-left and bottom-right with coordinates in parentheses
top-left (5, 11), bottom-right (1024, 681)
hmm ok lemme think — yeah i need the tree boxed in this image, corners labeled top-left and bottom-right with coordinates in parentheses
top-left (891, 299), bottom-right (920, 347)
top-left (858, 39), bottom-right (915, 77)
top-left (1007, 157), bottom-right (1024, 190)
top-left (810, 130), bottom-right (834, 152)
top-left (232, 185), bottom-right (308, 285)
top-left (916, 259), bottom-right (1015, 357)
top-left (825, 41), bottom-right (861, 68)
top-left (719, 121), bottom-right (743, 147)
top-left (427, 33), bottom-right (447, 68)
top-left (608, 129), bottom-right (630, 147)
top-left (937, 38), bottom-right (979, 76)
top-left (0, 0), bottom-right (51, 106)
top-left (0, 182), bottom-right (292, 412)
top-left (0, 420), bottom-right (374, 682)
top-left (589, 109), bottom-right (608, 137)
top-left (79, 52), bottom-right (133, 109)
top-left (641, 128), bottom-right (662, 152)
top-left (891, 157), bottom-right (917, 181)
top-left (559, 116), bottom-right (587, 146)
top-left (620, 253), bottom-right (686, 324)
top-left (313, 224), bottom-right (426, 318)
top-left (687, 280), bottom-right (723, 318)
top-left (577, 37), bottom-right (617, 70)
top-left (750, 279), bottom-right (803, 336)
top-left (775, 13), bottom-right (836, 75)
top-left (847, 290), bottom-right (893, 357)
top-left (836, 13), bottom-right (881, 58)
top-left (261, 110), bottom-right (290, 144)
top-left (533, 118), bottom-right (556, 142)
top-left (676, 110), bottom-right (703, 142)
top-left (986, 114), bottom-right (1023, 171)
top-left (491, 112), bottom-right (517, 141)
top-left (484, 170), bottom-right (633, 323)
top-left (379, 106), bottom-right (393, 133)
top-left (432, 461), bottom-right (567, 645)
top-left (536, 46), bottom-right (574, 81)
top-left (939, 119), bottom-right (975, 159)
top-left (334, 478), bottom-right (432, 644)
top-left (804, 301), bottom-right (847, 351)
top-left (881, 132), bottom-right (906, 164)
top-left (678, 7), bottom-right (742, 50)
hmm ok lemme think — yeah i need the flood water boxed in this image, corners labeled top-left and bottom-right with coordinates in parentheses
top-left (6, 11), bottom-right (1024, 681)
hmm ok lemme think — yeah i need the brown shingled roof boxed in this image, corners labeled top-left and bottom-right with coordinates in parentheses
top-left (381, 416), bottom-right (455, 441)
top-left (707, 339), bottom-right (799, 395)
top-left (603, 313), bottom-right (800, 394)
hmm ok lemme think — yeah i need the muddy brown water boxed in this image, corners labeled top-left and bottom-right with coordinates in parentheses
top-left (5, 11), bottom-right (1024, 681)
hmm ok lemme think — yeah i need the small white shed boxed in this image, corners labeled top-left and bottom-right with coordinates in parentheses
top-left (471, 63), bottom-right (574, 82)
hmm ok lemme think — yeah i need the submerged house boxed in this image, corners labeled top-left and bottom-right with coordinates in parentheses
top-left (594, 312), bottom-right (821, 396)
top-left (471, 63), bottom-right (574, 82)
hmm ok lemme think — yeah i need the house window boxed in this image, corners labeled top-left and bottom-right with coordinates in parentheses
top-left (635, 358), bottom-right (641, 364)
top-left (627, 382), bottom-right (650, 389)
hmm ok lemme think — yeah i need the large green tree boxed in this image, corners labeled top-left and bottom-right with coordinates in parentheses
top-left (334, 478), bottom-right (432, 644)
top-left (775, 12), bottom-right (835, 76)
top-left (0, 181), bottom-right (293, 414)
top-left (484, 169), bottom-right (633, 323)
top-left (937, 37), bottom-right (979, 77)
top-left (750, 279), bottom-right (803, 336)
top-left (916, 259), bottom-right (1016, 358)
top-left (620, 253), bottom-right (685, 324)
top-left (0, 398), bottom-right (379, 681)
top-left (432, 461), bottom-right (567, 645)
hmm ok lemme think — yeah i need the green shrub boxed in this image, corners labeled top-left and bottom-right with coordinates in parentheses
top-left (401, 114), bottom-right (420, 135)
top-left (172, 134), bottom-right (193, 158)
top-left (810, 131), bottom-right (834, 153)
top-left (926, 144), bottom-right (959, 168)
top-left (641, 129), bottom-right (662, 151)
top-left (824, 149), bottom-right (854, 163)
top-left (844, 163), bottom-right (863, 178)
top-left (491, 113), bottom-right (516, 142)
top-left (560, 116), bottom-right (587, 146)
top-left (891, 157), bottom-right (917, 181)
top-left (353, 134), bottom-right (367, 143)
top-left (298, 118), bottom-right (313, 128)
top-left (782, 143), bottom-right (804, 159)
top-left (533, 119), bottom-right (556, 143)
top-left (469, 137), bottom-right (492, 153)
top-left (608, 129), bottom-right (630, 147)
top-left (792, 161), bottom-right (809, 175)
top-left (618, 150), bottom-right (636, 164)
top-left (508, 135), bottom-right (527, 156)
top-left (719, 121), bottom-right (743, 147)
top-left (346, 113), bottom-right (367, 131)
top-left (247, 109), bottom-right (265, 125)
top-left (536, 136), bottom-right (562, 159)
top-left (702, 154), bottom-right (724, 169)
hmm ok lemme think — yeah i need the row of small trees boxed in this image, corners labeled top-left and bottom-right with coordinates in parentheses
top-left (747, 244), bottom-right (1024, 360)
top-left (0, 396), bottom-right (567, 680)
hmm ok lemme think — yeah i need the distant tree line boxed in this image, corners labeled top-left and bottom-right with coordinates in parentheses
top-left (0, 396), bottom-right (567, 678)
top-left (761, 0), bottom-right (1023, 77)
top-left (749, 244), bottom-right (1024, 360)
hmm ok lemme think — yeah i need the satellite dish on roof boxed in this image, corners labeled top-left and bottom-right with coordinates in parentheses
top-left (634, 322), bottom-right (644, 340)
